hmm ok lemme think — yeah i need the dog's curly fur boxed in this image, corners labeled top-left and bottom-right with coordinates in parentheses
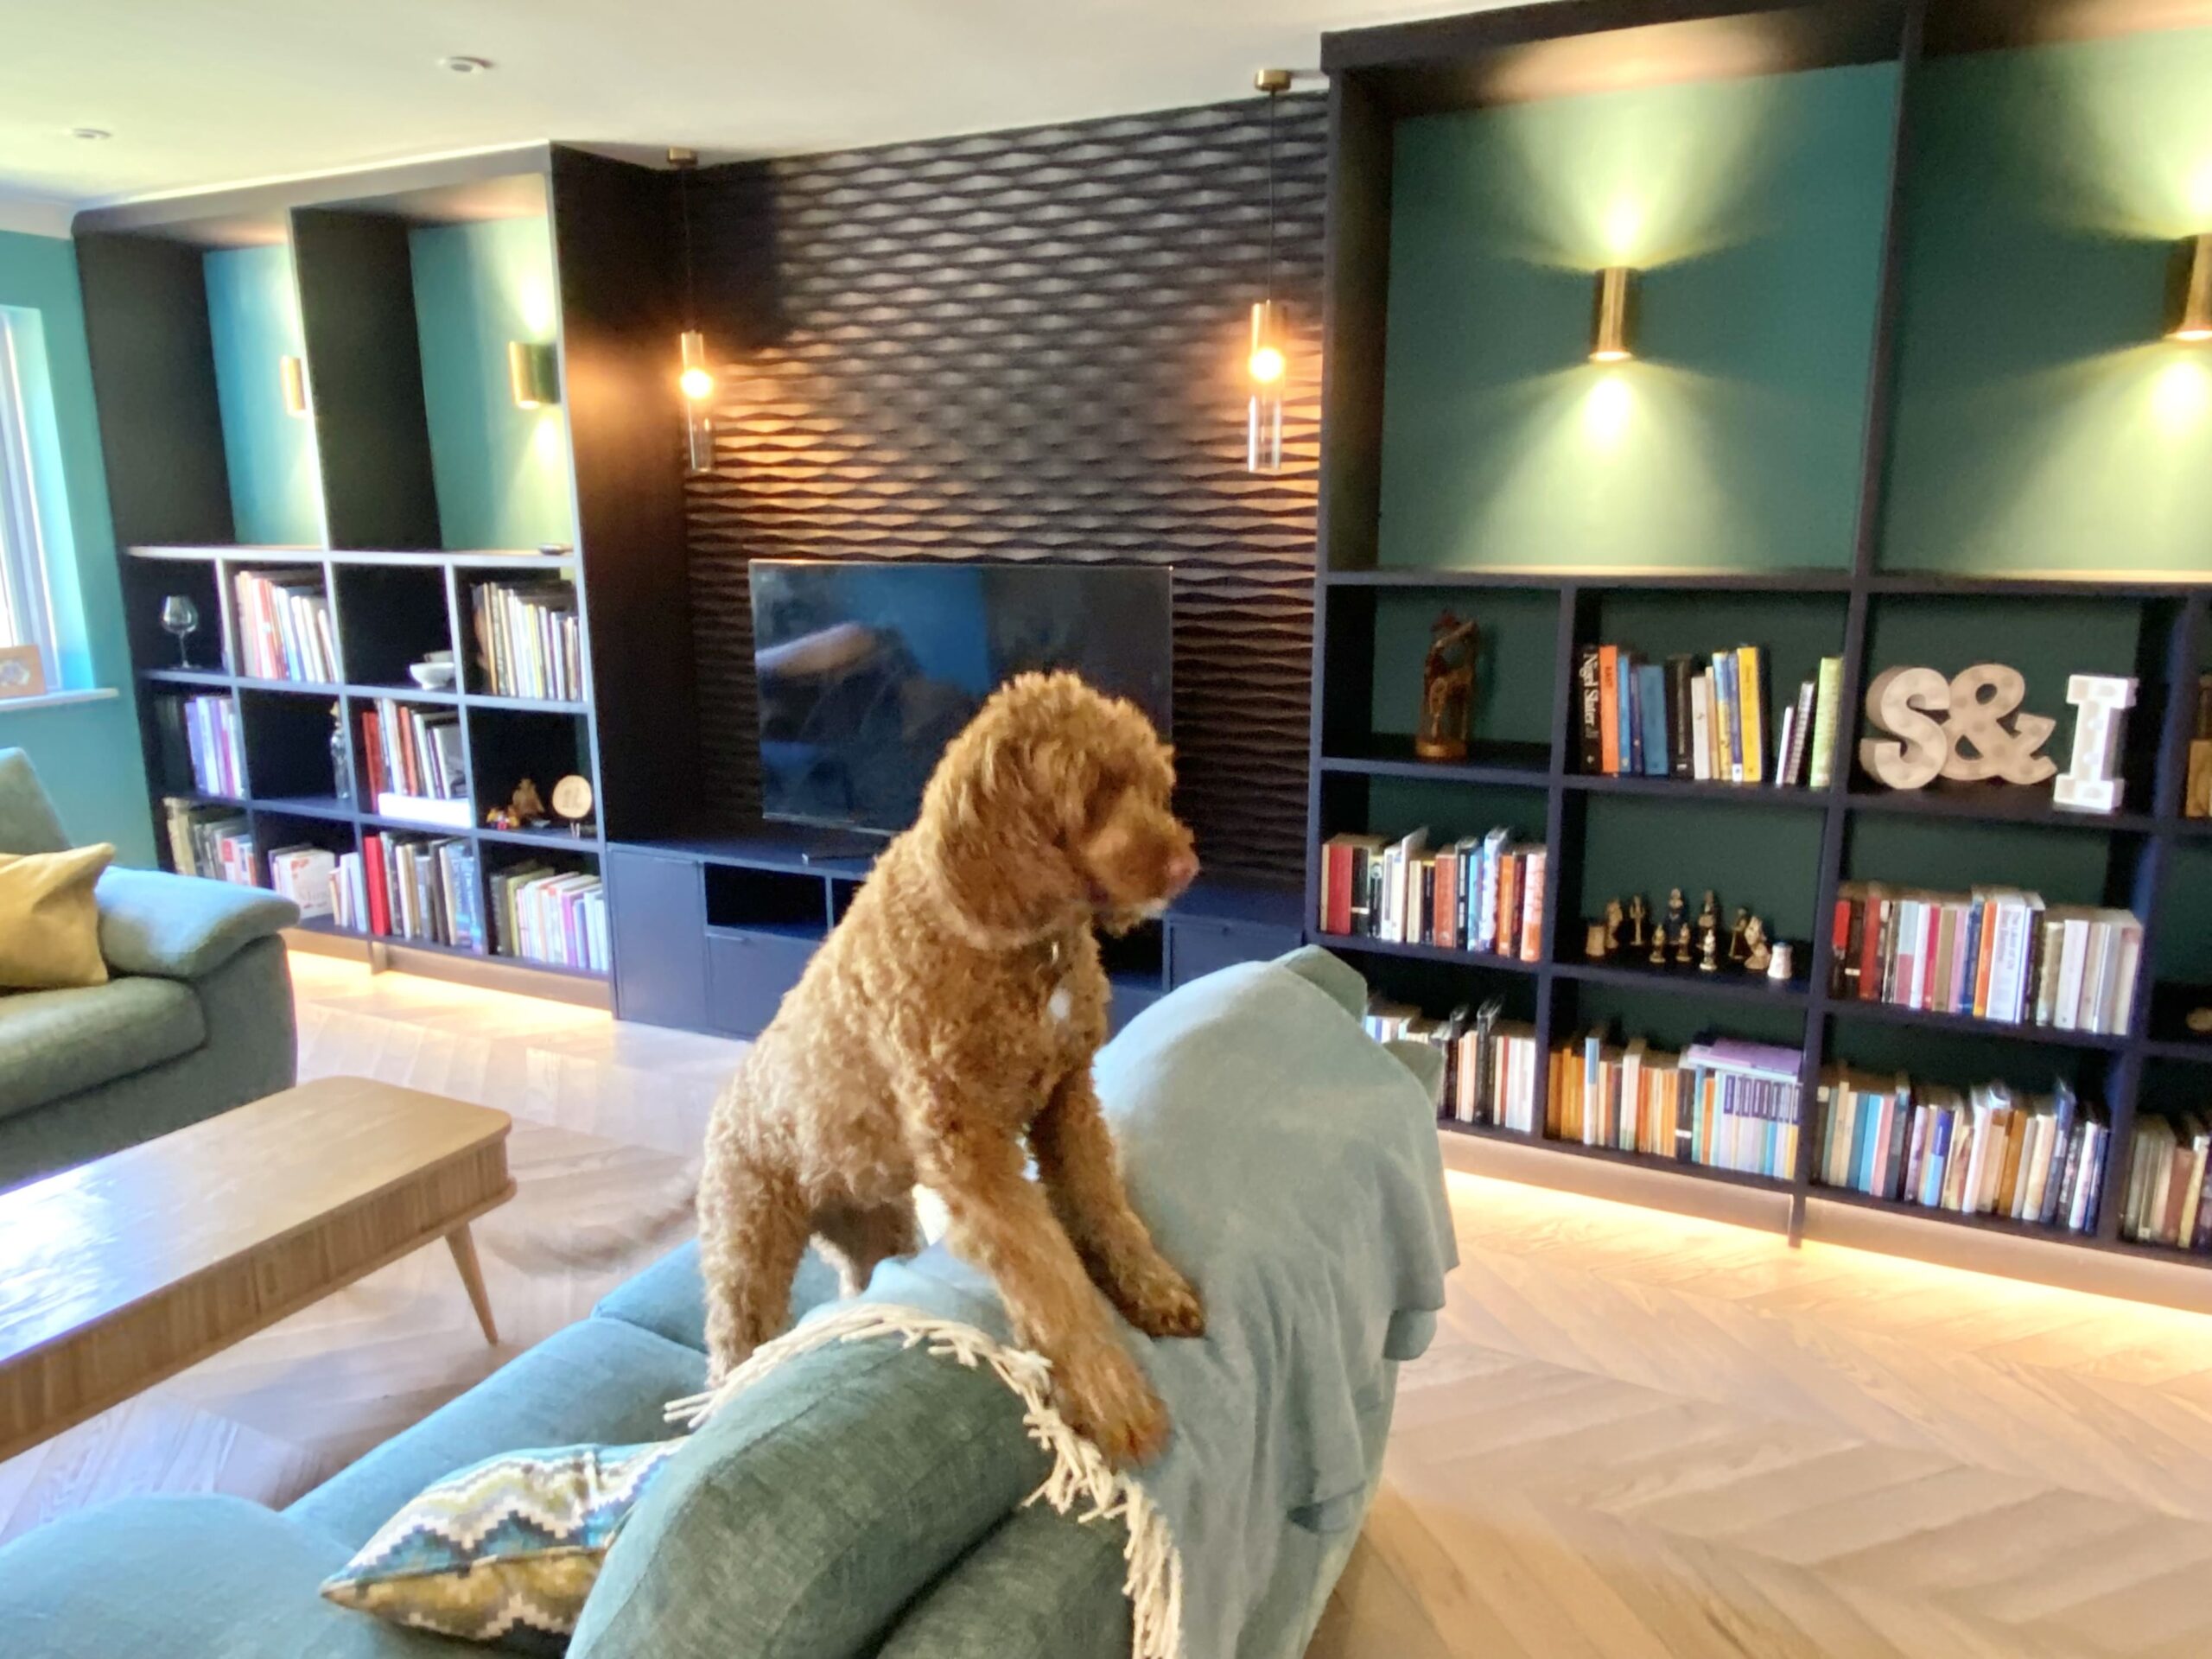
top-left (696, 671), bottom-right (1207, 1465)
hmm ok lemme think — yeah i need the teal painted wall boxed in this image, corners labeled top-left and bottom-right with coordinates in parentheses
top-left (1376, 63), bottom-right (1898, 573)
top-left (1879, 32), bottom-right (2212, 574)
top-left (204, 245), bottom-right (324, 547)
top-left (0, 228), bottom-right (156, 866)
top-left (409, 218), bottom-right (574, 550)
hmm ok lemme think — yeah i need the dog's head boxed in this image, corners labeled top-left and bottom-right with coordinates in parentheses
top-left (917, 671), bottom-right (1198, 942)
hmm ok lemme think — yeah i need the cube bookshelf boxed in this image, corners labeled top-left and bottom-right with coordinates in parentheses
top-left (1312, 0), bottom-right (2212, 1301)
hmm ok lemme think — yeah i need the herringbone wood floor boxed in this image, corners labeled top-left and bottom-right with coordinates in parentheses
top-left (8, 956), bottom-right (2212, 1656)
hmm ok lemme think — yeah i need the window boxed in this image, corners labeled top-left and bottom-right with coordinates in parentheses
top-left (0, 308), bottom-right (58, 686)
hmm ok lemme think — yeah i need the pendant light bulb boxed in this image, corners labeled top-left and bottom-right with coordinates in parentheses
top-left (2168, 233), bottom-right (2212, 343)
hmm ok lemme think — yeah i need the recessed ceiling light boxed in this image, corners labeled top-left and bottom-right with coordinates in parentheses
top-left (69, 127), bottom-right (112, 141)
top-left (439, 55), bottom-right (493, 74)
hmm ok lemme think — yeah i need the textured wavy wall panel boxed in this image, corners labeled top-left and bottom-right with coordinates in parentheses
top-left (683, 96), bottom-right (1325, 885)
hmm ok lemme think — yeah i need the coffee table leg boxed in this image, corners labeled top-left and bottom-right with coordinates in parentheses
top-left (446, 1225), bottom-right (499, 1345)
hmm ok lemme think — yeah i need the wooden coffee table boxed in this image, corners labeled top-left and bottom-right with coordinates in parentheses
top-left (0, 1077), bottom-right (513, 1462)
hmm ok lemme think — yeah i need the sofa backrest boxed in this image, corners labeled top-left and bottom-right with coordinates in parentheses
top-left (0, 748), bottom-right (69, 857)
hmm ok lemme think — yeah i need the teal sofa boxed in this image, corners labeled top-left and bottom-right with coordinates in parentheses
top-left (0, 747), bottom-right (300, 1193)
top-left (0, 950), bottom-right (1452, 1658)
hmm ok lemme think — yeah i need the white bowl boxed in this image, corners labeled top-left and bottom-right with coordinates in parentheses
top-left (409, 662), bottom-right (457, 690)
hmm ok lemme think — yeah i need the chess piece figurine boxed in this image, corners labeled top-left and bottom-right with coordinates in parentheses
top-left (1662, 887), bottom-right (1688, 940)
top-left (1649, 923), bottom-right (1669, 967)
top-left (1414, 612), bottom-right (1481, 761)
top-left (1694, 890), bottom-right (1721, 960)
top-left (1699, 930), bottom-right (1720, 973)
top-left (1626, 893), bottom-right (1649, 950)
top-left (1727, 906), bottom-right (1751, 962)
top-left (1743, 916), bottom-right (1771, 974)
top-left (1673, 920), bottom-right (1694, 965)
top-left (1603, 899), bottom-right (1624, 953)
top-left (1585, 920), bottom-right (1611, 960)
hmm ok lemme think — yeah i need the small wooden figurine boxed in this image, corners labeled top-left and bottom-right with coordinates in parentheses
top-left (1414, 612), bottom-right (1480, 761)
top-left (1649, 922), bottom-right (1669, 967)
top-left (1626, 893), bottom-right (1650, 949)
top-left (1602, 899), bottom-right (1624, 954)
top-left (486, 777), bottom-right (548, 831)
top-left (1673, 920), bottom-right (1694, 965)
top-left (1662, 887), bottom-right (1688, 941)
top-left (1743, 916), bottom-right (1771, 974)
top-left (1694, 890), bottom-right (1721, 961)
top-left (1727, 906), bottom-right (1751, 962)
top-left (1586, 920), bottom-right (1611, 960)
top-left (1699, 930), bottom-right (1720, 973)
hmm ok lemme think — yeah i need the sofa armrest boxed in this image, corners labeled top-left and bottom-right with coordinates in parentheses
top-left (96, 866), bottom-right (300, 981)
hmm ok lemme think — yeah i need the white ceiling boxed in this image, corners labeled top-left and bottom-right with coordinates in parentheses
top-left (0, 0), bottom-right (1484, 219)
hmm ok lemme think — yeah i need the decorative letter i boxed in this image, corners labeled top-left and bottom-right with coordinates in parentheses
top-left (2053, 674), bottom-right (2138, 814)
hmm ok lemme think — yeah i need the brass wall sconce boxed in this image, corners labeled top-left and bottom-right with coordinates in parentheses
top-left (1590, 266), bottom-right (1638, 363)
top-left (506, 340), bottom-right (560, 408)
top-left (279, 354), bottom-right (308, 417)
top-left (2168, 233), bottom-right (2212, 343)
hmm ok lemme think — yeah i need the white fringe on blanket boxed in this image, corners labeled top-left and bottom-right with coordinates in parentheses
top-left (664, 1304), bottom-right (1184, 1659)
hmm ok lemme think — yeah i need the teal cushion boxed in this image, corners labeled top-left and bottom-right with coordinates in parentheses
top-left (592, 1239), bottom-right (842, 1352)
top-left (322, 1440), bottom-right (685, 1653)
top-left (289, 1318), bottom-right (706, 1552)
top-left (96, 865), bottom-right (301, 980)
top-left (0, 975), bottom-right (205, 1122)
top-left (0, 748), bottom-right (68, 857)
top-left (571, 1332), bottom-right (1045, 1659)
top-left (1274, 944), bottom-right (1370, 1020)
top-left (0, 1494), bottom-right (447, 1657)
top-left (877, 1507), bottom-right (1133, 1659)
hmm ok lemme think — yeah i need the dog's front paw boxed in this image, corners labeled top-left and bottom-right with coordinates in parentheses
top-left (1102, 1252), bottom-right (1207, 1341)
top-left (1052, 1337), bottom-right (1170, 1468)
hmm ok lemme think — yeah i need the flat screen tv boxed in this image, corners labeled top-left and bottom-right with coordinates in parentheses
top-left (748, 559), bottom-right (1173, 835)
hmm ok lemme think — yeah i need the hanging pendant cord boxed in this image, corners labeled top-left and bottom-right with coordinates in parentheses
top-left (1265, 88), bottom-right (1279, 305)
top-left (680, 168), bottom-right (698, 331)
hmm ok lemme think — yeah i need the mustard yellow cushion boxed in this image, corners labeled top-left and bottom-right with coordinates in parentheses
top-left (0, 844), bottom-right (114, 990)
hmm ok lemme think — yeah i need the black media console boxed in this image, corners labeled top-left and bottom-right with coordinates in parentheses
top-left (607, 830), bottom-right (1304, 1039)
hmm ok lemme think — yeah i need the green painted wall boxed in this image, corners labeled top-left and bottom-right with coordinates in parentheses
top-left (0, 228), bottom-right (156, 866)
top-left (204, 245), bottom-right (323, 547)
top-left (1376, 62), bottom-right (1897, 574)
top-left (409, 218), bottom-right (574, 551)
top-left (1879, 32), bottom-right (2212, 574)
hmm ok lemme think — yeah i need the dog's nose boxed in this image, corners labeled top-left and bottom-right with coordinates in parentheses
top-left (1166, 849), bottom-right (1200, 894)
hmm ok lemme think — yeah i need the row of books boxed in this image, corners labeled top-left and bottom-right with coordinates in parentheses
top-left (473, 580), bottom-right (584, 702)
top-left (235, 569), bottom-right (338, 683)
top-left (1318, 828), bottom-right (1548, 962)
top-left (160, 798), bottom-right (256, 885)
top-left (493, 864), bottom-right (610, 972)
top-left (2124, 1116), bottom-right (2212, 1250)
top-left (266, 844), bottom-right (336, 918)
top-left (1364, 1001), bottom-right (1545, 1134)
top-left (1575, 645), bottom-right (1844, 788)
top-left (329, 833), bottom-right (486, 950)
top-left (151, 693), bottom-right (245, 798)
top-left (360, 699), bottom-right (466, 803)
top-left (1818, 1072), bottom-right (2107, 1233)
top-left (1554, 1035), bottom-right (1803, 1180)
top-left (1827, 883), bottom-right (2142, 1035)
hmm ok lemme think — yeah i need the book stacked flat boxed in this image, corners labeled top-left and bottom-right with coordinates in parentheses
top-left (234, 569), bottom-right (338, 683)
top-left (1319, 827), bottom-right (1546, 963)
top-left (1549, 1035), bottom-right (1803, 1180)
top-left (1365, 1000), bottom-right (1542, 1134)
top-left (491, 864), bottom-right (609, 972)
top-left (360, 699), bottom-right (467, 823)
top-left (266, 844), bottom-right (336, 919)
top-left (1574, 645), bottom-right (1844, 788)
top-left (1827, 883), bottom-right (2142, 1034)
top-left (2123, 1116), bottom-right (2212, 1251)
top-left (333, 833), bottom-right (484, 950)
top-left (473, 580), bottom-right (584, 702)
top-left (1819, 1072), bottom-right (2107, 1233)
top-left (161, 798), bottom-right (254, 884)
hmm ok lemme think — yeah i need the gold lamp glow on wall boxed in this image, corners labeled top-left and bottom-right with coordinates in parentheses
top-left (2168, 233), bottom-right (2212, 343)
top-left (1590, 266), bottom-right (1638, 363)
top-left (279, 354), bottom-right (308, 418)
top-left (506, 340), bottom-right (559, 409)
top-left (671, 146), bottom-right (715, 474)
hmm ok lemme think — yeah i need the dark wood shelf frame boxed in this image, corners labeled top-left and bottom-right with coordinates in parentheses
top-left (1305, 0), bottom-right (2212, 1283)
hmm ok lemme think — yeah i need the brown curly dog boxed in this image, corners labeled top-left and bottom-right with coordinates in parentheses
top-left (698, 671), bottom-right (1206, 1465)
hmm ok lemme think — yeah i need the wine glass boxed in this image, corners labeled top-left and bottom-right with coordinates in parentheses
top-left (160, 595), bottom-right (200, 669)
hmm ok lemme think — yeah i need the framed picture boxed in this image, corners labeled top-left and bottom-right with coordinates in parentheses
top-left (0, 645), bottom-right (45, 701)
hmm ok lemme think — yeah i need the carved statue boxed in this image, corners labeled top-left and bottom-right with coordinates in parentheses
top-left (1415, 612), bottom-right (1480, 761)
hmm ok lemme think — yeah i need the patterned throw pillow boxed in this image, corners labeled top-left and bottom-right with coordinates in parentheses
top-left (321, 1440), bottom-right (685, 1652)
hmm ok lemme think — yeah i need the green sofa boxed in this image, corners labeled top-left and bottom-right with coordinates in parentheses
top-left (0, 747), bottom-right (300, 1193)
